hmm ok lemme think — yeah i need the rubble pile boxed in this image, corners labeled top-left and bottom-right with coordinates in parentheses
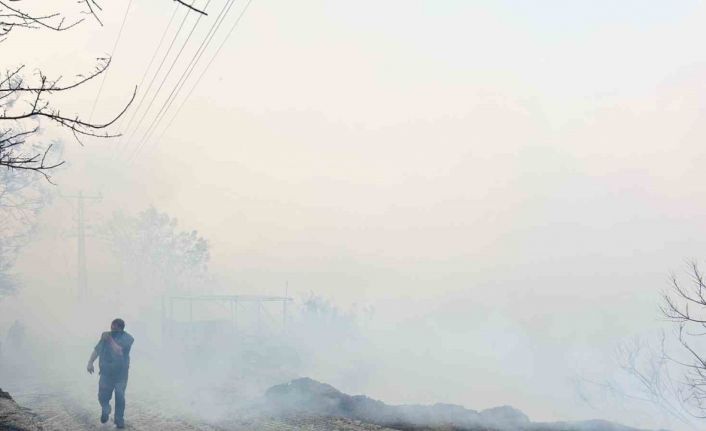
top-left (0, 388), bottom-right (42, 431)
top-left (0, 379), bottom-right (664, 431)
top-left (265, 378), bottom-right (651, 431)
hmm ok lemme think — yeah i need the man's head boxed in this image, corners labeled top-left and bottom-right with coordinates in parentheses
top-left (111, 318), bottom-right (125, 332)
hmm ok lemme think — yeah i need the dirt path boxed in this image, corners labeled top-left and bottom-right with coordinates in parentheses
top-left (9, 385), bottom-right (225, 431)
top-left (4, 382), bottom-right (395, 431)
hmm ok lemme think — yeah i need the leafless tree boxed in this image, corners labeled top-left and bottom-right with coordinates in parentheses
top-left (0, 0), bottom-right (86, 42)
top-left (0, 1), bottom-right (121, 298)
top-left (0, 142), bottom-right (60, 296)
top-left (0, 1), bottom-right (134, 179)
top-left (1, 0), bottom-right (205, 42)
top-left (576, 259), bottom-right (706, 427)
top-left (1, 0), bottom-right (207, 178)
top-left (0, 58), bottom-right (137, 179)
top-left (661, 261), bottom-right (706, 417)
top-left (574, 334), bottom-right (699, 430)
top-left (616, 336), bottom-right (697, 426)
top-left (0, 0), bottom-right (208, 296)
top-left (101, 207), bottom-right (210, 296)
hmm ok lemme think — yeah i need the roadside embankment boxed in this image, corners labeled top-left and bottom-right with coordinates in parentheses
top-left (0, 388), bottom-right (42, 431)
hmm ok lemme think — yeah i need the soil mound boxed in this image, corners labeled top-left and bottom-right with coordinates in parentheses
top-left (265, 378), bottom-right (653, 431)
top-left (0, 388), bottom-right (43, 431)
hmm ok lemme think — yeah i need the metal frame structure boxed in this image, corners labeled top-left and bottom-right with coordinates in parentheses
top-left (161, 294), bottom-right (293, 342)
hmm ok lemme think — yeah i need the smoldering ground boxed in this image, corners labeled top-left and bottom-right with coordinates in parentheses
top-left (0, 174), bottom-right (694, 430)
top-left (0, 271), bottom-right (690, 431)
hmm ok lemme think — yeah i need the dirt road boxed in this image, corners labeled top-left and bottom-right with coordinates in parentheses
top-left (6, 382), bottom-right (216, 431)
top-left (3, 381), bottom-right (395, 431)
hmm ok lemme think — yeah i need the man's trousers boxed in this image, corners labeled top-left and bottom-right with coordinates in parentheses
top-left (98, 371), bottom-right (129, 420)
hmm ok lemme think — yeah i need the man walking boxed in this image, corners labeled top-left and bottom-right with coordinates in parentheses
top-left (87, 318), bottom-right (134, 429)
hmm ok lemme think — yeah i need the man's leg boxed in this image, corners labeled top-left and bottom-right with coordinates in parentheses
top-left (98, 374), bottom-right (115, 423)
top-left (113, 374), bottom-right (128, 428)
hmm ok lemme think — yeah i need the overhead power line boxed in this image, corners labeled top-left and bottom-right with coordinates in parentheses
top-left (88, 0), bottom-right (134, 122)
top-left (111, 3), bottom-right (180, 158)
top-left (129, 0), bottom-right (240, 160)
top-left (151, 0), bottom-right (255, 153)
top-left (125, 0), bottom-right (215, 161)
top-left (116, 0), bottom-right (202, 157)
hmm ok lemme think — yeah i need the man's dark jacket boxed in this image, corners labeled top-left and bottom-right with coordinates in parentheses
top-left (95, 331), bottom-right (134, 377)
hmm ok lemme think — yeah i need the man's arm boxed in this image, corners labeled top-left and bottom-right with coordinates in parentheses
top-left (87, 332), bottom-right (112, 374)
top-left (87, 349), bottom-right (98, 374)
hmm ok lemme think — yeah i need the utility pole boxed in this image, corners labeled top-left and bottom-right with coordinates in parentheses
top-left (63, 191), bottom-right (102, 300)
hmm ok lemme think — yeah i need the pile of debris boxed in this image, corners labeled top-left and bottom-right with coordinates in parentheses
top-left (0, 379), bottom-right (663, 431)
top-left (265, 378), bottom-right (652, 431)
top-left (0, 388), bottom-right (43, 431)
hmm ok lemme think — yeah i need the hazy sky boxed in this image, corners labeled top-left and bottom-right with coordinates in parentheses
top-left (4, 1), bottom-right (706, 429)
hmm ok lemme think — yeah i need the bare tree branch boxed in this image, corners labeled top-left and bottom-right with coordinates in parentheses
top-left (0, 0), bottom-right (84, 39)
top-left (0, 57), bottom-right (137, 176)
top-left (78, 0), bottom-right (104, 26)
top-left (661, 261), bottom-right (706, 417)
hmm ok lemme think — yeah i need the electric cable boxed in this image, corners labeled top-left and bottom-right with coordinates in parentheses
top-left (151, 0), bottom-right (254, 153)
top-left (125, 0), bottom-right (214, 161)
top-left (129, 0), bottom-right (238, 160)
top-left (88, 0), bottom-right (134, 123)
top-left (117, 0), bottom-right (202, 158)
